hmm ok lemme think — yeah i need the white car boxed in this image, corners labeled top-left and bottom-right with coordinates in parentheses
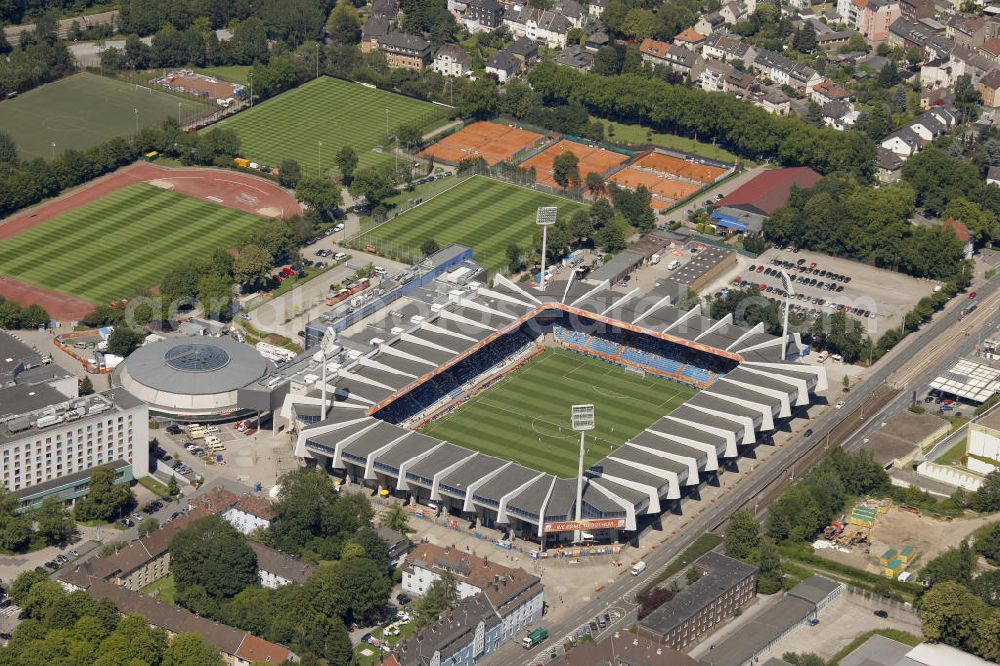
top-left (333, 252), bottom-right (347, 261)
top-left (836, 400), bottom-right (845, 409)
top-left (333, 223), bottom-right (345, 233)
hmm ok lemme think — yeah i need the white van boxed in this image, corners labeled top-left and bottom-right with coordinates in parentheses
top-left (204, 426), bottom-right (220, 434)
top-left (667, 259), bottom-right (681, 270)
top-left (204, 435), bottom-right (221, 446)
top-left (631, 561), bottom-right (647, 576)
top-left (816, 351), bottom-right (829, 363)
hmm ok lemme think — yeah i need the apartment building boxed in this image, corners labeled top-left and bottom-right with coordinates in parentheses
top-left (379, 31), bottom-right (432, 70)
top-left (0, 386), bottom-right (148, 511)
top-left (837, 0), bottom-right (900, 43)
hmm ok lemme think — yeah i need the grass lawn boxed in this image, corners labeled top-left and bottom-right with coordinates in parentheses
top-left (828, 629), bottom-right (922, 665)
top-left (639, 533), bottom-right (723, 594)
top-left (0, 72), bottom-right (213, 160)
top-left (421, 349), bottom-right (697, 478)
top-left (212, 77), bottom-right (451, 174)
top-left (355, 176), bottom-right (586, 272)
top-left (195, 65), bottom-right (253, 85)
top-left (142, 575), bottom-right (176, 605)
top-left (137, 476), bottom-right (170, 497)
top-left (593, 116), bottom-right (739, 163)
top-left (0, 183), bottom-right (265, 303)
top-left (935, 436), bottom-right (967, 465)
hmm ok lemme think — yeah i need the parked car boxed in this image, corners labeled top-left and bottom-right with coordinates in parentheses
top-left (873, 610), bottom-right (889, 618)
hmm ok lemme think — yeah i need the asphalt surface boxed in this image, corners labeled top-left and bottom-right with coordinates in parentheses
top-left (499, 272), bottom-right (1000, 665)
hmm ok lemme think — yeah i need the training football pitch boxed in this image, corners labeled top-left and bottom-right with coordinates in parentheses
top-left (421, 349), bottom-right (697, 478)
top-left (0, 184), bottom-right (265, 304)
top-left (0, 72), bottom-right (213, 160)
top-left (358, 177), bottom-right (586, 273)
top-left (212, 77), bottom-right (451, 174)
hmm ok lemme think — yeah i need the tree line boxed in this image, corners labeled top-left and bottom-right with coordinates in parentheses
top-left (526, 61), bottom-right (876, 179)
top-left (0, 297), bottom-right (51, 330)
top-left (3, 572), bottom-right (224, 666)
top-left (166, 468), bottom-right (393, 665)
top-left (0, 22), bottom-right (75, 103)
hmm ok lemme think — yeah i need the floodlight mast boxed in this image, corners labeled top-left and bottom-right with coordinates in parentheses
top-left (571, 404), bottom-right (595, 544)
top-left (779, 270), bottom-right (795, 361)
top-left (320, 326), bottom-right (338, 420)
top-left (536, 207), bottom-right (557, 292)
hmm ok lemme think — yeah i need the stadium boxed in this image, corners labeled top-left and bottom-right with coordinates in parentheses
top-left (288, 255), bottom-right (826, 548)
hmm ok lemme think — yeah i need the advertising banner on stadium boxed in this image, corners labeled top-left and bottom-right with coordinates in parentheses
top-left (543, 518), bottom-right (626, 533)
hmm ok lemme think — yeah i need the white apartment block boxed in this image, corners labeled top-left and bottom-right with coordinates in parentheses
top-left (0, 386), bottom-right (149, 511)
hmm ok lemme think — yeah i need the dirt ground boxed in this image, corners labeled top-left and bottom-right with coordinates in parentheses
top-left (814, 505), bottom-right (998, 576)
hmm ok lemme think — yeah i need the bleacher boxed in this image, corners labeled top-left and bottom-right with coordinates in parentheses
top-left (553, 326), bottom-right (721, 389)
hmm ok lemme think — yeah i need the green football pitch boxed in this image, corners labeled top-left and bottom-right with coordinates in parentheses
top-left (212, 77), bottom-right (451, 174)
top-left (0, 72), bottom-right (213, 160)
top-left (357, 177), bottom-right (587, 273)
top-left (0, 184), bottom-right (265, 304)
top-left (421, 349), bottom-right (697, 478)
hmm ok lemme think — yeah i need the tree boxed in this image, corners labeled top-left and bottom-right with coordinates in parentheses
top-left (420, 238), bottom-right (441, 256)
top-left (595, 216), bottom-right (628, 252)
top-left (955, 73), bottom-right (982, 122)
top-left (34, 496), bottom-right (73, 545)
top-left (197, 274), bottom-right (234, 321)
top-left (972, 570), bottom-right (1000, 607)
top-left (724, 510), bottom-right (761, 560)
top-left (685, 566), bottom-right (701, 585)
top-left (231, 17), bottom-right (269, 65)
top-left (233, 244), bottom-right (274, 287)
top-left (793, 23), bottom-right (817, 52)
top-left (757, 538), bottom-right (784, 593)
top-left (382, 503), bottom-right (414, 535)
top-left (414, 572), bottom-right (458, 627)
top-left (327, 1), bottom-right (362, 45)
top-left (9, 569), bottom-right (48, 606)
top-left (920, 581), bottom-right (986, 648)
top-left (806, 100), bottom-right (824, 127)
top-left (171, 515), bottom-right (257, 601)
top-left (296, 177), bottom-right (344, 217)
top-left (552, 151), bottom-right (580, 189)
top-left (160, 263), bottom-right (201, 304)
top-left (506, 243), bottom-right (526, 272)
top-left (73, 467), bottom-right (134, 522)
top-left (79, 376), bottom-right (94, 396)
top-left (973, 471), bottom-right (1000, 512)
top-left (585, 172), bottom-right (605, 197)
top-left (162, 633), bottom-right (224, 666)
top-left (279, 159), bottom-right (302, 188)
top-left (621, 8), bottom-right (658, 40)
top-left (167, 476), bottom-right (180, 498)
top-left (877, 62), bottom-right (901, 87)
top-left (0, 130), bottom-right (18, 165)
top-left (106, 326), bottom-right (144, 357)
top-left (920, 540), bottom-right (976, 588)
top-left (349, 165), bottom-right (395, 206)
top-left (396, 123), bottom-right (424, 151)
top-left (782, 653), bottom-right (825, 666)
top-left (137, 517), bottom-right (160, 538)
top-left (95, 614), bottom-right (167, 666)
top-left (334, 146), bottom-right (358, 183)
top-left (457, 78), bottom-right (499, 119)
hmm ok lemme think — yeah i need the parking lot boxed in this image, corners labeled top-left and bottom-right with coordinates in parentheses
top-left (699, 247), bottom-right (937, 336)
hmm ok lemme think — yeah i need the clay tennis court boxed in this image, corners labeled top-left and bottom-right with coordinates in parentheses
top-left (0, 163), bottom-right (300, 320)
top-left (418, 121), bottom-right (545, 166)
top-left (520, 140), bottom-right (629, 188)
top-left (609, 167), bottom-right (701, 203)
top-left (634, 152), bottom-right (729, 184)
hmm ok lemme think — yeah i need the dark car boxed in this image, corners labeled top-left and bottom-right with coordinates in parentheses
top-left (804, 429), bottom-right (814, 437)
top-left (166, 424), bottom-right (182, 435)
top-left (396, 593), bottom-right (411, 606)
top-left (874, 610), bottom-right (889, 618)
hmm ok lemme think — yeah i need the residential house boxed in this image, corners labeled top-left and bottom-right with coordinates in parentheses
top-left (875, 147), bottom-right (905, 183)
top-left (695, 58), bottom-right (756, 96)
top-left (588, 0), bottom-right (608, 18)
top-left (396, 592), bottom-right (503, 665)
top-left (372, 0), bottom-right (400, 19)
top-left (223, 494), bottom-right (277, 535)
top-left (815, 30), bottom-right (852, 49)
top-left (464, 0), bottom-right (504, 31)
top-left (879, 107), bottom-right (955, 157)
top-left (947, 14), bottom-right (990, 47)
top-left (552, 0), bottom-right (585, 27)
top-left (674, 27), bottom-right (707, 49)
top-left (379, 32), bottom-right (432, 70)
top-left (981, 37), bottom-right (1000, 62)
top-left (401, 544), bottom-right (544, 647)
top-left (376, 525), bottom-right (411, 564)
top-left (695, 11), bottom-right (727, 35)
top-left (504, 7), bottom-right (572, 48)
top-left (752, 49), bottom-right (823, 92)
top-left (719, 2), bottom-right (745, 24)
top-left (757, 88), bottom-right (791, 115)
top-left (701, 32), bottom-right (757, 64)
top-left (946, 217), bottom-right (975, 259)
top-left (248, 542), bottom-right (316, 589)
top-left (952, 44), bottom-right (997, 81)
top-left (585, 30), bottom-right (610, 51)
top-left (888, 17), bottom-right (956, 59)
top-left (881, 125), bottom-right (924, 157)
top-left (810, 78), bottom-right (851, 105)
top-left (640, 38), bottom-right (701, 74)
top-left (900, 0), bottom-right (934, 19)
top-left (554, 44), bottom-right (595, 70)
top-left (433, 43), bottom-right (473, 76)
top-left (486, 50), bottom-right (521, 82)
top-left (977, 69), bottom-right (1000, 117)
top-left (361, 15), bottom-right (391, 53)
top-left (822, 100), bottom-right (860, 129)
top-left (507, 37), bottom-right (540, 65)
top-left (837, 0), bottom-right (901, 43)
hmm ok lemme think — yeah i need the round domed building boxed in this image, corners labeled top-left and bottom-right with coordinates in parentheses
top-left (116, 337), bottom-right (274, 420)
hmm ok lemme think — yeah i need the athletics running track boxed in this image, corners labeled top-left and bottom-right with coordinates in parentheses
top-left (0, 163), bottom-right (302, 321)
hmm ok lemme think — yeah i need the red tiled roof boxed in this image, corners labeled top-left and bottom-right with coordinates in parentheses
top-left (234, 494), bottom-right (278, 520)
top-left (639, 37), bottom-right (671, 59)
top-left (236, 633), bottom-right (292, 664)
top-left (674, 27), bottom-right (705, 43)
top-left (982, 38), bottom-right (1000, 58)
top-left (715, 167), bottom-right (823, 215)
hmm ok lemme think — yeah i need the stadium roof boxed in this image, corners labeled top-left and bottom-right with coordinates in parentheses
top-left (121, 337), bottom-right (272, 396)
top-left (929, 357), bottom-right (1000, 403)
top-left (713, 167), bottom-right (823, 216)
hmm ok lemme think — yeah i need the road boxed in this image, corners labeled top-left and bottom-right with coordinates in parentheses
top-left (496, 271), bottom-right (1000, 665)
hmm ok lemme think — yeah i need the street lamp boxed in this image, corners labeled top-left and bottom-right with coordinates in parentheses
top-left (320, 326), bottom-right (338, 420)
top-left (779, 270), bottom-right (795, 361)
top-left (178, 101), bottom-right (182, 124)
top-left (536, 207), bottom-right (557, 291)
top-left (133, 108), bottom-right (139, 136)
top-left (571, 404), bottom-right (595, 544)
top-left (248, 72), bottom-right (254, 110)
top-left (50, 142), bottom-right (56, 161)
top-left (317, 140), bottom-right (322, 177)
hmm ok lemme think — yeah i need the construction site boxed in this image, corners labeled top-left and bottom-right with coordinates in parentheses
top-left (812, 500), bottom-right (997, 579)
